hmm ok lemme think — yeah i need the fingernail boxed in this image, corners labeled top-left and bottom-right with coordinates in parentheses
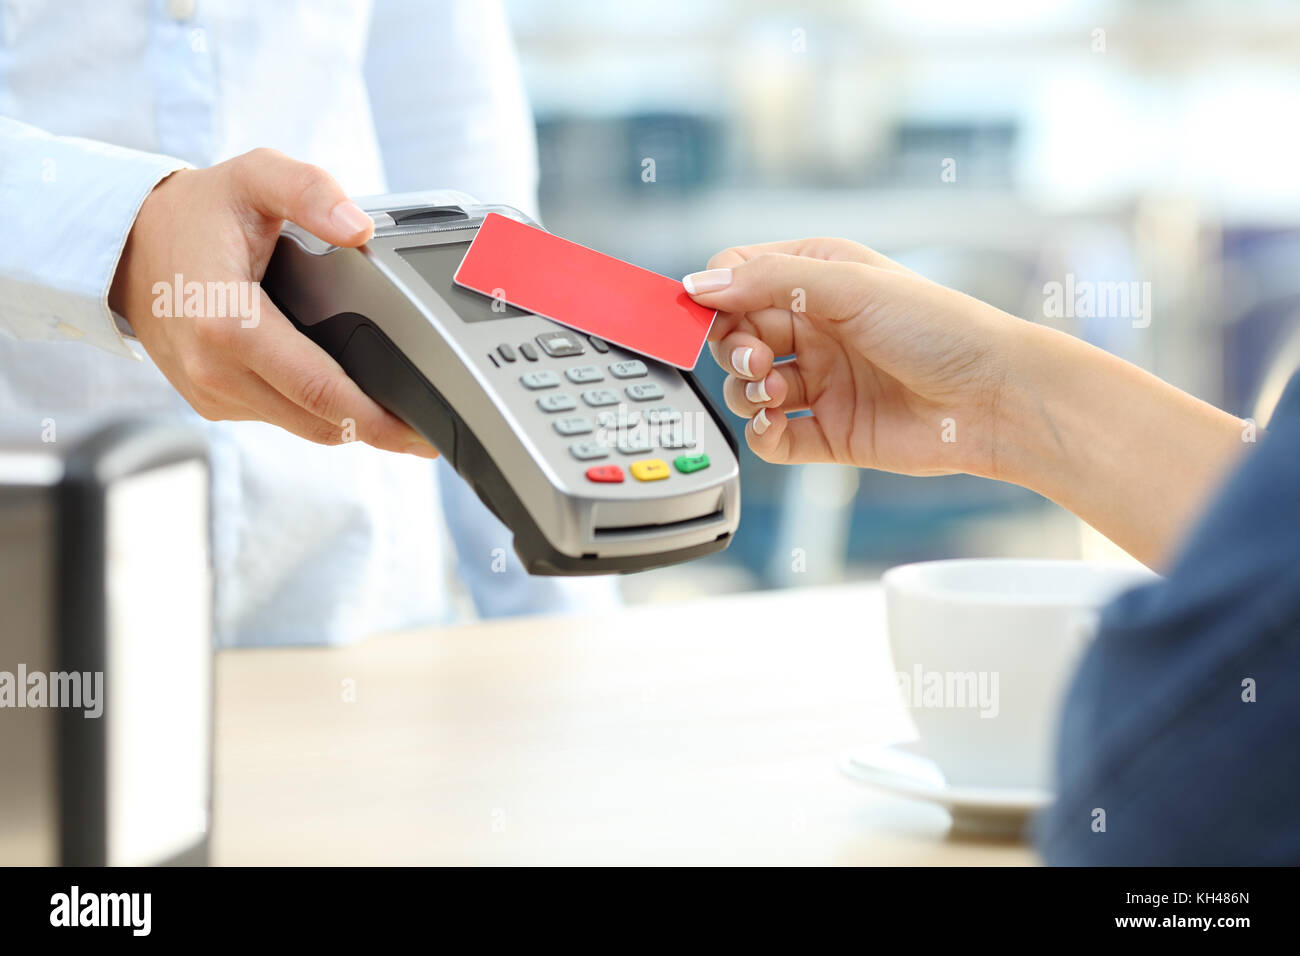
top-left (682, 268), bottom-right (732, 295)
top-left (745, 378), bottom-right (771, 404)
top-left (330, 200), bottom-right (373, 237)
top-left (731, 346), bottom-right (754, 378)
top-left (406, 440), bottom-right (439, 459)
top-left (752, 408), bottom-right (770, 436)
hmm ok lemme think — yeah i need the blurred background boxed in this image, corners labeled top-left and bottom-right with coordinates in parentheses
top-left (499, 0), bottom-right (1300, 604)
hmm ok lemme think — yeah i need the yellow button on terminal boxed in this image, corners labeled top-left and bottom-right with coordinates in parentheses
top-left (629, 459), bottom-right (670, 482)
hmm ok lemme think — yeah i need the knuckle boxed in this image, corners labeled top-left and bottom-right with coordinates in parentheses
top-left (822, 236), bottom-right (869, 256)
top-left (309, 421), bottom-right (345, 446)
top-left (192, 313), bottom-right (239, 350)
top-left (182, 355), bottom-right (222, 394)
top-left (845, 259), bottom-right (875, 281)
top-left (706, 247), bottom-right (741, 270)
top-left (746, 252), bottom-right (789, 286)
top-left (293, 163), bottom-right (333, 203)
top-left (186, 388), bottom-right (226, 422)
top-left (840, 261), bottom-right (882, 309)
top-left (242, 146), bottom-right (282, 167)
top-left (295, 370), bottom-right (342, 419)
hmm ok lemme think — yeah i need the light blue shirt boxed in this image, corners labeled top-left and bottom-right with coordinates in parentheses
top-left (0, 0), bottom-right (620, 645)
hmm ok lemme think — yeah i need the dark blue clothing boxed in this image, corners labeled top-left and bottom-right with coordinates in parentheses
top-left (1037, 372), bottom-right (1300, 865)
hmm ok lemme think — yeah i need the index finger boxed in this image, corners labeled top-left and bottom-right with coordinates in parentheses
top-left (706, 237), bottom-right (912, 275)
top-left (687, 253), bottom-right (881, 324)
top-left (235, 294), bottom-right (437, 456)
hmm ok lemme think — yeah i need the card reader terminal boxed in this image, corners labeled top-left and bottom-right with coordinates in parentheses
top-left (262, 194), bottom-right (741, 575)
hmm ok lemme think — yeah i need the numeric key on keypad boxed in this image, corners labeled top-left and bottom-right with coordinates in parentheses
top-left (537, 393), bottom-right (577, 413)
top-left (520, 370), bottom-right (560, 389)
top-left (659, 431), bottom-right (697, 449)
top-left (626, 382), bottom-right (664, 402)
top-left (645, 405), bottom-right (680, 423)
top-left (565, 365), bottom-right (604, 384)
top-left (617, 435), bottom-right (654, 455)
top-left (609, 360), bottom-right (648, 379)
top-left (597, 410), bottom-right (641, 429)
top-left (581, 388), bottom-right (621, 407)
top-left (569, 441), bottom-right (610, 461)
top-left (553, 416), bottom-right (593, 436)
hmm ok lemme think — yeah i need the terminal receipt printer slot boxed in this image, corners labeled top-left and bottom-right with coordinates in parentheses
top-left (263, 194), bottom-right (741, 575)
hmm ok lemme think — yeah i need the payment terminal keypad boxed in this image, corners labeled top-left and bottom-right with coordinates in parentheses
top-left (508, 333), bottom-right (714, 485)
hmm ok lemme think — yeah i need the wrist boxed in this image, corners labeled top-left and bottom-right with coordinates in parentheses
top-left (984, 319), bottom-right (1079, 493)
top-left (985, 317), bottom-right (1250, 566)
top-left (108, 168), bottom-right (187, 322)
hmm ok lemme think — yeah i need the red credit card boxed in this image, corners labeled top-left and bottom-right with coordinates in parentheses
top-left (453, 212), bottom-right (716, 369)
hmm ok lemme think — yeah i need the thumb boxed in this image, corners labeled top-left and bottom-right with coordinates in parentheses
top-left (228, 147), bottom-right (374, 248)
top-left (683, 253), bottom-right (880, 323)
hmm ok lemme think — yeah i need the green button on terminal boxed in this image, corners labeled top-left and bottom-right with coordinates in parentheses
top-left (673, 453), bottom-right (710, 474)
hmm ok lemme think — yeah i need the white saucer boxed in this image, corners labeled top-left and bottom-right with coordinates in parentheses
top-left (838, 743), bottom-right (1052, 839)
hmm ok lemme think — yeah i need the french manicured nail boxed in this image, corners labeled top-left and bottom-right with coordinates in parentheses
top-left (752, 408), bottom-right (770, 436)
top-left (682, 268), bottom-right (732, 295)
top-left (330, 200), bottom-right (373, 236)
top-left (745, 378), bottom-right (770, 404)
top-left (731, 346), bottom-right (754, 378)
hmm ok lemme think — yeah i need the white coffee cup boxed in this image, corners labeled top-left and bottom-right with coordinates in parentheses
top-left (882, 558), bottom-right (1156, 792)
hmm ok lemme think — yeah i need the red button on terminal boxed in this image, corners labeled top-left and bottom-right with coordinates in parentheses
top-left (585, 465), bottom-right (624, 483)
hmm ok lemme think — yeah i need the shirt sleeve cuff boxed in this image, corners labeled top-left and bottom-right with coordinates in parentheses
top-left (0, 118), bottom-right (192, 358)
